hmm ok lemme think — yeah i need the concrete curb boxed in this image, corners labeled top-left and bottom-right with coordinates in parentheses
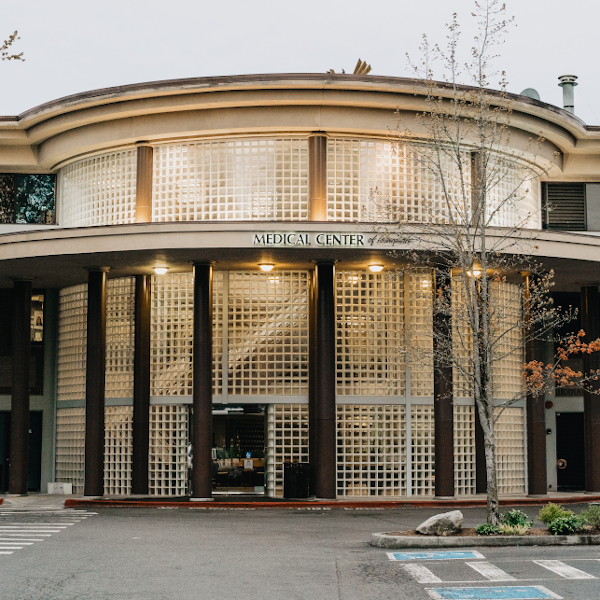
top-left (370, 532), bottom-right (600, 548)
top-left (64, 495), bottom-right (600, 509)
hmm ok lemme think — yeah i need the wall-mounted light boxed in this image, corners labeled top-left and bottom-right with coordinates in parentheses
top-left (368, 264), bottom-right (384, 273)
top-left (154, 267), bottom-right (168, 275)
top-left (259, 264), bottom-right (275, 272)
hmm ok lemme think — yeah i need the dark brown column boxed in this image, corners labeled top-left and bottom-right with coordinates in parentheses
top-left (309, 135), bottom-right (327, 221)
top-left (84, 268), bottom-right (108, 497)
top-left (581, 285), bottom-right (600, 492)
top-left (132, 275), bottom-right (151, 495)
top-left (312, 262), bottom-right (336, 498)
top-left (433, 268), bottom-right (454, 497)
top-left (191, 263), bottom-right (213, 499)
top-left (523, 272), bottom-right (547, 496)
top-left (135, 142), bottom-right (153, 223)
top-left (9, 279), bottom-right (32, 495)
top-left (474, 411), bottom-right (486, 493)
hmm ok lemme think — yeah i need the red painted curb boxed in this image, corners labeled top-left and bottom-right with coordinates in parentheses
top-left (64, 495), bottom-right (600, 509)
top-left (0, 499), bottom-right (3, 506)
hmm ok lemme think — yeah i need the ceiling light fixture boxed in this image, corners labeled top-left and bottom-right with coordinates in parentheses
top-left (154, 267), bottom-right (168, 275)
top-left (259, 264), bottom-right (275, 272)
top-left (368, 264), bottom-right (384, 273)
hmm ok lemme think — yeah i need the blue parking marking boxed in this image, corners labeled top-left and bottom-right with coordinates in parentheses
top-left (387, 551), bottom-right (485, 561)
top-left (425, 586), bottom-right (561, 600)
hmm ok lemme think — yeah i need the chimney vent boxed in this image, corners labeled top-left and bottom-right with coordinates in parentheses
top-left (558, 75), bottom-right (578, 114)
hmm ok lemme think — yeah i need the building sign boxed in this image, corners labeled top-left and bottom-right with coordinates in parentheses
top-left (253, 232), bottom-right (365, 247)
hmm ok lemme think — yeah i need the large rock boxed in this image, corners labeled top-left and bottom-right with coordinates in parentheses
top-left (416, 510), bottom-right (464, 535)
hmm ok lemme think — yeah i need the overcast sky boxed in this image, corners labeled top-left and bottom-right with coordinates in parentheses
top-left (3, 0), bottom-right (599, 124)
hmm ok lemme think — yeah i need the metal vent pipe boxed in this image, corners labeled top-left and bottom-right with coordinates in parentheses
top-left (558, 74), bottom-right (578, 114)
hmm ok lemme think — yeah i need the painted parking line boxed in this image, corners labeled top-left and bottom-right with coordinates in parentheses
top-left (425, 586), bottom-right (562, 600)
top-left (532, 560), bottom-right (596, 580)
top-left (465, 562), bottom-right (516, 581)
top-left (388, 551), bottom-right (486, 561)
top-left (403, 564), bottom-right (443, 583)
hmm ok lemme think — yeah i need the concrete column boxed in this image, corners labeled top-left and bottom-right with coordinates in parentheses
top-left (308, 135), bottom-right (327, 221)
top-left (312, 262), bottom-right (336, 499)
top-left (9, 279), bottom-right (32, 495)
top-left (132, 275), bottom-right (151, 495)
top-left (475, 412), bottom-right (486, 494)
top-left (581, 285), bottom-right (600, 492)
top-left (522, 272), bottom-right (547, 496)
top-left (191, 263), bottom-right (213, 499)
top-left (433, 268), bottom-right (454, 497)
top-left (84, 268), bottom-right (108, 497)
top-left (135, 142), bottom-right (153, 223)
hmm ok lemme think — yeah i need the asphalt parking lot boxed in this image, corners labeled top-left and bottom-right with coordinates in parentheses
top-left (0, 504), bottom-right (598, 600)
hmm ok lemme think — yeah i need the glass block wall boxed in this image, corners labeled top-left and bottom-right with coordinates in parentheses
top-left (152, 138), bottom-right (309, 221)
top-left (57, 285), bottom-right (88, 402)
top-left (59, 150), bottom-right (137, 227)
top-left (336, 405), bottom-right (406, 497)
top-left (266, 404), bottom-right (309, 497)
top-left (495, 406), bottom-right (526, 494)
top-left (336, 270), bottom-right (405, 396)
top-left (228, 271), bottom-right (309, 395)
top-left (454, 405), bottom-right (476, 495)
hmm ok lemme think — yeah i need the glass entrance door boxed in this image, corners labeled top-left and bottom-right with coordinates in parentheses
top-left (212, 405), bottom-right (265, 495)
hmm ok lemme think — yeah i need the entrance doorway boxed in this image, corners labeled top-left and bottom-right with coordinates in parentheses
top-left (556, 412), bottom-right (585, 492)
top-left (0, 411), bottom-right (43, 493)
top-left (212, 405), bottom-right (265, 495)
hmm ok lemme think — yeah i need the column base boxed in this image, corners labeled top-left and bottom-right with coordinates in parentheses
top-left (4, 493), bottom-right (28, 497)
top-left (190, 497), bottom-right (214, 502)
top-left (434, 496), bottom-right (457, 500)
top-left (527, 493), bottom-right (548, 498)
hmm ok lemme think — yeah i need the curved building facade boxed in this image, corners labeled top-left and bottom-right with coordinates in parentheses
top-left (1, 74), bottom-right (599, 498)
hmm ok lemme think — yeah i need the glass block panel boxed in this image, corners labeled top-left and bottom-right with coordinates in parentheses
top-left (55, 407), bottom-right (85, 494)
top-left (57, 284), bottom-right (88, 402)
top-left (454, 404), bottom-right (476, 495)
top-left (266, 404), bottom-right (309, 497)
top-left (59, 150), bottom-right (137, 227)
top-left (336, 270), bottom-right (405, 396)
top-left (452, 276), bottom-right (474, 398)
top-left (491, 282), bottom-right (523, 400)
top-left (106, 278), bottom-right (135, 399)
top-left (486, 157), bottom-right (541, 229)
top-left (150, 273), bottom-right (223, 396)
top-left (153, 139), bottom-right (309, 222)
top-left (228, 271), bottom-right (309, 396)
top-left (327, 139), bottom-right (471, 224)
top-left (104, 406), bottom-right (133, 495)
top-left (411, 404), bottom-right (435, 495)
top-left (409, 271), bottom-right (434, 396)
top-left (149, 405), bottom-right (189, 496)
top-left (495, 406), bottom-right (526, 494)
top-left (336, 405), bottom-right (406, 497)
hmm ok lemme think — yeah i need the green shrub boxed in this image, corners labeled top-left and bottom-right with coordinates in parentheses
top-left (547, 515), bottom-right (587, 535)
top-left (538, 503), bottom-right (574, 525)
top-left (580, 505), bottom-right (600, 530)
top-left (476, 523), bottom-right (500, 535)
top-left (498, 523), bottom-right (531, 535)
top-left (501, 509), bottom-right (532, 527)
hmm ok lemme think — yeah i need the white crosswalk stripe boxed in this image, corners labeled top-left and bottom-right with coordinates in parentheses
top-left (0, 507), bottom-right (95, 558)
top-left (533, 560), bottom-right (597, 580)
top-left (465, 561), bottom-right (517, 581)
top-left (402, 564), bottom-right (443, 583)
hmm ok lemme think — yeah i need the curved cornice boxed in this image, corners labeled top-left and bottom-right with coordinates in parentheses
top-left (0, 74), bottom-right (597, 173)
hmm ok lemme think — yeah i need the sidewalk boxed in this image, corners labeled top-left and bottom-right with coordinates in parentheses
top-left (0, 491), bottom-right (596, 510)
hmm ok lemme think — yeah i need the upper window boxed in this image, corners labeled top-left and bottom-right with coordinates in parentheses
top-left (0, 174), bottom-right (56, 224)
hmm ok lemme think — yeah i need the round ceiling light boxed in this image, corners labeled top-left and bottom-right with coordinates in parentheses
top-left (368, 264), bottom-right (384, 273)
top-left (259, 264), bottom-right (275, 272)
top-left (154, 267), bottom-right (168, 275)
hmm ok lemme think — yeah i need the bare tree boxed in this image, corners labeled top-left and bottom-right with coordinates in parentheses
top-left (368, 0), bottom-right (570, 524)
